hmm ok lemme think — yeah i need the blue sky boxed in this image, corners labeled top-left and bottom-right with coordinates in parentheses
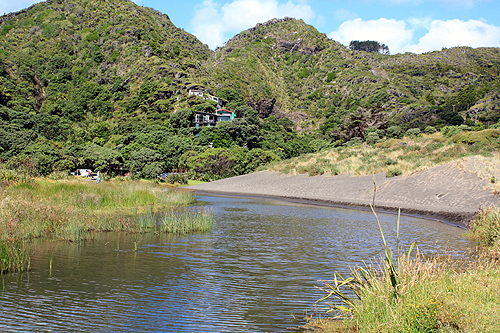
top-left (3, 0), bottom-right (500, 54)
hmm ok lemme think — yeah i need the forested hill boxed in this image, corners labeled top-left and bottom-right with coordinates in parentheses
top-left (203, 17), bottom-right (500, 136)
top-left (1, 0), bottom-right (500, 180)
top-left (0, 0), bottom-right (211, 121)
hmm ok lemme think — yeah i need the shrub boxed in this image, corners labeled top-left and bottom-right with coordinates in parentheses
top-left (406, 128), bottom-right (421, 137)
top-left (386, 125), bottom-right (403, 139)
top-left (468, 207), bottom-right (500, 251)
top-left (365, 132), bottom-right (380, 145)
top-left (344, 137), bottom-right (363, 147)
top-left (441, 125), bottom-right (464, 138)
top-left (325, 72), bottom-right (336, 83)
top-left (453, 129), bottom-right (500, 145)
top-left (386, 168), bottom-right (402, 177)
top-left (385, 159), bottom-right (398, 166)
top-left (164, 173), bottom-right (188, 185)
top-left (424, 126), bottom-right (437, 134)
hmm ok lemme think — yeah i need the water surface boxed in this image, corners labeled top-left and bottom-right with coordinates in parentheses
top-left (0, 195), bottom-right (471, 332)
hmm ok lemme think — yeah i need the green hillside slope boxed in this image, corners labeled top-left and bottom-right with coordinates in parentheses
top-left (1, 2), bottom-right (500, 180)
top-left (201, 18), bottom-right (500, 138)
top-left (0, 0), bottom-right (211, 121)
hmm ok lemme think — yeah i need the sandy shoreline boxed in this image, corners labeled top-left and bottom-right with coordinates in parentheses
top-left (186, 162), bottom-right (500, 227)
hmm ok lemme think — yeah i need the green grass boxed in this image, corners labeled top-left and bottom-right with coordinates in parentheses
top-left (467, 207), bottom-right (500, 257)
top-left (0, 178), bottom-right (210, 273)
top-left (309, 207), bottom-right (500, 333)
top-left (311, 256), bottom-right (500, 333)
top-left (0, 240), bottom-right (30, 274)
top-left (186, 179), bottom-right (207, 186)
top-left (136, 207), bottom-right (213, 234)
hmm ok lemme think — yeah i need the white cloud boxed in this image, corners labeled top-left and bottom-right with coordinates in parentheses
top-left (191, 1), bottom-right (226, 49)
top-left (0, 0), bottom-right (42, 15)
top-left (328, 18), bottom-right (413, 54)
top-left (409, 19), bottom-right (500, 53)
top-left (329, 17), bottom-right (500, 54)
top-left (191, 0), bottom-right (315, 49)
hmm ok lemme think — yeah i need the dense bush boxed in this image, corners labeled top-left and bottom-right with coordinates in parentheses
top-left (406, 128), bottom-right (421, 137)
top-left (424, 126), bottom-right (436, 134)
top-left (386, 126), bottom-right (403, 139)
top-left (179, 147), bottom-right (281, 180)
top-left (365, 132), bottom-right (380, 145)
top-left (452, 129), bottom-right (500, 145)
top-left (441, 125), bottom-right (469, 138)
top-left (163, 173), bottom-right (188, 185)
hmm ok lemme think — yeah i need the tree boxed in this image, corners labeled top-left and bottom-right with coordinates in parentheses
top-left (127, 148), bottom-right (164, 178)
top-left (180, 148), bottom-right (244, 180)
top-left (386, 125), bottom-right (403, 139)
top-left (169, 108), bottom-right (195, 130)
top-left (22, 141), bottom-right (61, 176)
top-left (83, 144), bottom-right (123, 174)
top-left (349, 40), bottom-right (390, 55)
top-left (160, 136), bottom-right (194, 171)
top-left (215, 87), bottom-right (244, 109)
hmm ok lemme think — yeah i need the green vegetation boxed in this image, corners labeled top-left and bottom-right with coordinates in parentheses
top-left (308, 208), bottom-right (500, 333)
top-left (0, 176), bottom-right (211, 273)
top-left (1, 2), bottom-right (500, 181)
top-left (265, 130), bottom-right (500, 188)
top-left (349, 40), bottom-right (390, 55)
top-left (138, 207), bottom-right (213, 234)
top-left (468, 207), bottom-right (500, 256)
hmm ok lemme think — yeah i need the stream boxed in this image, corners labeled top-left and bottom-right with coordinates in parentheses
top-left (0, 195), bottom-right (472, 332)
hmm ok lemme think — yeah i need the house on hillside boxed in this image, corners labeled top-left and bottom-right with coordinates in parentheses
top-left (188, 89), bottom-right (204, 97)
top-left (194, 111), bottom-right (217, 128)
top-left (193, 109), bottom-right (236, 128)
top-left (215, 109), bottom-right (237, 122)
top-left (188, 88), bottom-right (225, 109)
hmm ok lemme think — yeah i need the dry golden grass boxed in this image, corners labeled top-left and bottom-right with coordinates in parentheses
top-left (266, 133), bottom-right (499, 180)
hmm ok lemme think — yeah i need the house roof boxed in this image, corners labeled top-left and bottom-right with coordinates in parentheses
top-left (216, 109), bottom-right (234, 114)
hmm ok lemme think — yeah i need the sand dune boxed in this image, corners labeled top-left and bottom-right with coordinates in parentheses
top-left (187, 162), bottom-right (500, 227)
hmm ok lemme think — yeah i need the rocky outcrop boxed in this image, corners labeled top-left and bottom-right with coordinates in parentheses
top-left (247, 98), bottom-right (276, 118)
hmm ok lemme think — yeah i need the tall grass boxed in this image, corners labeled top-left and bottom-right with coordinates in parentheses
top-left (467, 206), bottom-right (500, 256)
top-left (265, 133), bottom-right (500, 184)
top-left (312, 206), bottom-right (500, 333)
top-left (0, 168), bottom-right (34, 184)
top-left (0, 240), bottom-right (30, 274)
top-left (137, 207), bottom-right (213, 234)
top-left (0, 179), bottom-right (210, 273)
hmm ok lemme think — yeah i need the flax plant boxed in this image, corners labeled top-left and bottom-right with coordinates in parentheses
top-left (312, 207), bottom-right (500, 333)
top-left (317, 207), bottom-right (414, 315)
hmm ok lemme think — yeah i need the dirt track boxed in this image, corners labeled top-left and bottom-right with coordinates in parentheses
top-left (186, 162), bottom-right (500, 227)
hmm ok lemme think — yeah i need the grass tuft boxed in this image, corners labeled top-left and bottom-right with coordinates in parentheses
top-left (312, 207), bottom-right (500, 333)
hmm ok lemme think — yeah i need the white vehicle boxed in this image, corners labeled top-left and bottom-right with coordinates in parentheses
top-left (76, 169), bottom-right (92, 177)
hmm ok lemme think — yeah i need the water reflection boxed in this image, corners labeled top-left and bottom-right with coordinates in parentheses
top-left (0, 195), bottom-right (471, 332)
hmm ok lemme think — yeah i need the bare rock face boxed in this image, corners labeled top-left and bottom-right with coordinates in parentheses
top-left (247, 98), bottom-right (276, 118)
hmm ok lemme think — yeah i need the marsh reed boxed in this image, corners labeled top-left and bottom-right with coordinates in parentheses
top-left (0, 178), bottom-right (211, 273)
